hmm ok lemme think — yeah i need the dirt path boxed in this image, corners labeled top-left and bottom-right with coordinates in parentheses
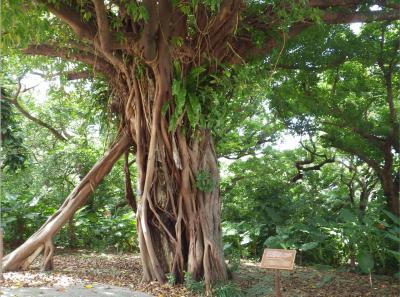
top-left (1, 252), bottom-right (399, 296)
top-left (1, 284), bottom-right (153, 297)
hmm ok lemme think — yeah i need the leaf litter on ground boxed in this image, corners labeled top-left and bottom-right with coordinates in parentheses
top-left (1, 251), bottom-right (399, 297)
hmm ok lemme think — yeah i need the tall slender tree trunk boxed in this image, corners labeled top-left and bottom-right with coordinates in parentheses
top-left (380, 172), bottom-right (400, 217)
top-left (67, 218), bottom-right (77, 249)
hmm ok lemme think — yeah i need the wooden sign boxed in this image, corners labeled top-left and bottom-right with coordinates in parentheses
top-left (261, 248), bottom-right (296, 270)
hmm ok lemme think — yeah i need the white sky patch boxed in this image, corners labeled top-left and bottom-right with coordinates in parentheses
top-left (350, 23), bottom-right (362, 35)
top-left (349, 4), bottom-right (381, 35)
top-left (273, 133), bottom-right (302, 151)
top-left (21, 73), bottom-right (57, 104)
top-left (219, 157), bottom-right (235, 178)
top-left (370, 5), bottom-right (382, 11)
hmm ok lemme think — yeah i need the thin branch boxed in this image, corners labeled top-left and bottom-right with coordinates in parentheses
top-left (377, 25), bottom-right (399, 149)
top-left (324, 136), bottom-right (382, 173)
top-left (321, 120), bottom-right (387, 150)
top-left (23, 44), bottom-right (114, 76)
top-left (4, 81), bottom-right (68, 142)
top-left (376, 0), bottom-right (400, 10)
top-left (218, 132), bottom-right (274, 160)
top-left (32, 70), bottom-right (93, 81)
top-left (231, 6), bottom-right (400, 63)
top-left (292, 141), bottom-right (335, 182)
top-left (308, 0), bottom-right (399, 9)
top-left (275, 58), bottom-right (346, 71)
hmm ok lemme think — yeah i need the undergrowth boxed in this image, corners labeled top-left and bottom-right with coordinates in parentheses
top-left (184, 272), bottom-right (243, 297)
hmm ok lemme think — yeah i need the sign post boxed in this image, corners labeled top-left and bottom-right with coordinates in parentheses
top-left (261, 249), bottom-right (296, 297)
top-left (0, 228), bottom-right (3, 281)
top-left (274, 269), bottom-right (281, 297)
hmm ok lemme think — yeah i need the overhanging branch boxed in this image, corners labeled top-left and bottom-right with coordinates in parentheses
top-left (230, 5), bottom-right (400, 63)
top-left (31, 70), bottom-right (93, 81)
top-left (4, 81), bottom-right (69, 142)
top-left (36, 0), bottom-right (96, 41)
top-left (23, 44), bottom-right (114, 76)
top-left (322, 10), bottom-right (400, 24)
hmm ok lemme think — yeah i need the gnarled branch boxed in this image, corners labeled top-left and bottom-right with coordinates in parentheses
top-left (292, 141), bottom-right (335, 182)
top-left (3, 81), bottom-right (68, 142)
top-left (36, 0), bottom-right (96, 41)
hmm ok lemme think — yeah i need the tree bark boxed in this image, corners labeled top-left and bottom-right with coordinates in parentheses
top-left (67, 218), bottom-right (77, 248)
top-left (2, 132), bottom-right (131, 271)
top-left (380, 171), bottom-right (400, 217)
top-left (127, 65), bottom-right (228, 286)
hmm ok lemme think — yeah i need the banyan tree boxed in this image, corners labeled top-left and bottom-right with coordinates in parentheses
top-left (2, 0), bottom-right (399, 288)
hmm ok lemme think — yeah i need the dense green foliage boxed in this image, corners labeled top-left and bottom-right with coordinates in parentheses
top-left (1, 87), bottom-right (28, 171)
top-left (1, 69), bottom-right (138, 253)
top-left (219, 22), bottom-right (399, 275)
top-left (221, 147), bottom-right (398, 274)
top-left (1, 11), bottom-right (399, 284)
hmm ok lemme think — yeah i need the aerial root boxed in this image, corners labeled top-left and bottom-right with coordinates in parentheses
top-left (42, 240), bottom-right (54, 271)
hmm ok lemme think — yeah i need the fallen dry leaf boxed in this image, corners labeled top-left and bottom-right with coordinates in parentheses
top-left (1, 251), bottom-right (399, 297)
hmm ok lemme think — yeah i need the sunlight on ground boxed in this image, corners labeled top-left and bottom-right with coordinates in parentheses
top-left (2, 271), bottom-right (77, 288)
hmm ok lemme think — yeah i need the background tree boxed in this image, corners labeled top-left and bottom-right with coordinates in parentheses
top-left (270, 22), bottom-right (400, 216)
top-left (221, 146), bottom-right (398, 274)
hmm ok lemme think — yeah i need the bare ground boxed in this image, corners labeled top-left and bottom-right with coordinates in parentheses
top-left (1, 251), bottom-right (399, 296)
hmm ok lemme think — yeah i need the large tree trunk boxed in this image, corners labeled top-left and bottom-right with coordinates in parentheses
top-left (124, 62), bottom-right (228, 287)
top-left (2, 132), bottom-right (131, 271)
top-left (136, 132), bottom-right (227, 285)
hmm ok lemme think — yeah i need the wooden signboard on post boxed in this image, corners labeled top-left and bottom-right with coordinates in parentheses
top-left (261, 249), bottom-right (296, 297)
top-left (261, 248), bottom-right (296, 270)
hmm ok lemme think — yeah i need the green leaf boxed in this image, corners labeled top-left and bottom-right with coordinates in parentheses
top-left (188, 66), bottom-right (206, 84)
top-left (223, 227), bottom-right (238, 236)
top-left (29, 195), bottom-right (41, 207)
top-left (161, 101), bottom-right (170, 116)
top-left (300, 241), bottom-right (319, 251)
top-left (385, 232), bottom-right (400, 243)
top-left (265, 208), bottom-right (283, 223)
top-left (171, 36), bottom-right (183, 47)
top-left (138, 6), bottom-right (149, 22)
top-left (2, 216), bottom-right (17, 224)
top-left (357, 250), bottom-right (374, 273)
top-left (383, 210), bottom-right (400, 226)
top-left (264, 235), bottom-right (283, 249)
top-left (187, 94), bottom-right (201, 127)
top-left (388, 250), bottom-right (400, 261)
top-left (316, 275), bottom-right (334, 288)
top-left (339, 208), bottom-right (357, 222)
top-left (195, 170), bottom-right (215, 192)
